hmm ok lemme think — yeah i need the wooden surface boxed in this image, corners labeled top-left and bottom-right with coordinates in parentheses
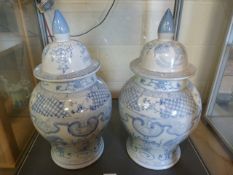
top-left (0, 99), bottom-right (19, 168)
top-left (191, 120), bottom-right (233, 175)
top-left (0, 0), bottom-right (39, 168)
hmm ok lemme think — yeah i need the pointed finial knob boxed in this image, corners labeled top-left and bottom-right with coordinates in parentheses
top-left (158, 8), bottom-right (174, 39)
top-left (52, 9), bottom-right (70, 41)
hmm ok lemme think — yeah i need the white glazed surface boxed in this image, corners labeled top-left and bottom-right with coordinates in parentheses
top-left (130, 33), bottom-right (196, 80)
top-left (119, 76), bottom-right (201, 170)
top-left (29, 75), bottom-right (112, 169)
top-left (41, 40), bottom-right (92, 75)
top-left (140, 39), bottom-right (188, 73)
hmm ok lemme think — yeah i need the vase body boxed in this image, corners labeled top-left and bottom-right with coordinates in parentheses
top-left (119, 75), bottom-right (201, 170)
top-left (29, 74), bottom-right (112, 169)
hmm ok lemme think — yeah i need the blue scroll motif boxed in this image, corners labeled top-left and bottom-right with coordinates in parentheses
top-left (32, 112), bottom-right (109, 137)
top-left (129, 114), bottom-right (164, 138)
top-left (122, 112), bottom-right (192, 139)
top-left (68, 116), bottom-right (99, 137)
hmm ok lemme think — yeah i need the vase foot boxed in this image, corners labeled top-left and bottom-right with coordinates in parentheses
top-left (51, 137), bottom-right (104, 169)
top-left (126, 138), bottom-right (181, 170)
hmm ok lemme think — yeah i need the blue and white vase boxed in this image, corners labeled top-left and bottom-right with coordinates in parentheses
top-left (29, 10), bottom-right (112, 169)
top-left (119, 9), bottom-right (202, 170)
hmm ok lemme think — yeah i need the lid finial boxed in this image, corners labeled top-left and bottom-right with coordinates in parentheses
top-left (52, 9), bottom-right (70, 40)
top-left (158, 8), bottom-right (174, 39)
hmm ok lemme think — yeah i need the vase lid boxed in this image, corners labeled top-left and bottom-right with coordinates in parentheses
top-left (130, 8), bottom-right (195, 80)
top-left (34, 9), bottom-right (100, 82)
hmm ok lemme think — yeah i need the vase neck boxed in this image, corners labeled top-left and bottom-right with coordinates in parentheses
top-left (134, 76), bottom-right (188, 92)
top-left (41, 74), bottom-right (97, 93)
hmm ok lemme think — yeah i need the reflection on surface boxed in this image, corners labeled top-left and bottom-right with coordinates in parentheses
top-left (213, 49), bottom-right (233, 117)
top-left (210, 45), bottom-right (233, 153)
top-left (0, 0), bottom-right (42, 173)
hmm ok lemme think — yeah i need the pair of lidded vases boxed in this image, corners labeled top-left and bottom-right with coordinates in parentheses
top-left (29, 9), bottom-right (202, 170)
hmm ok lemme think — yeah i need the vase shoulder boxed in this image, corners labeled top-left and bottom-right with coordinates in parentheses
top-left (30, 76), bottom-right (112, 119)
top-left (119, 75), bottom-right (202, 138)
top-left (134, 76), bottom-right (188, 92)
top-left (40, 74), bottom-right (97, 93)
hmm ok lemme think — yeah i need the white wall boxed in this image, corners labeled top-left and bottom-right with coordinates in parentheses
top-left (46, 0), bottom-right (233, 102)
top-left (179, 0), bottom-right (233, 102)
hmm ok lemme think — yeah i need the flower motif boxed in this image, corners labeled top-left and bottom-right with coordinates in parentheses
top-left (51, 43), bottom-right (73, 74)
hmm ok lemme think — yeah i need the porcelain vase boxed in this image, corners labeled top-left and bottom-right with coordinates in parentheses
top-left (30, 75), bottom-right (111, 169)
top-left (119, 77), bottom-right (201, 170)
top-left (29, 10), bottom-right (112, 169)
top-left (119, 9), bottom-right (202, 170)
